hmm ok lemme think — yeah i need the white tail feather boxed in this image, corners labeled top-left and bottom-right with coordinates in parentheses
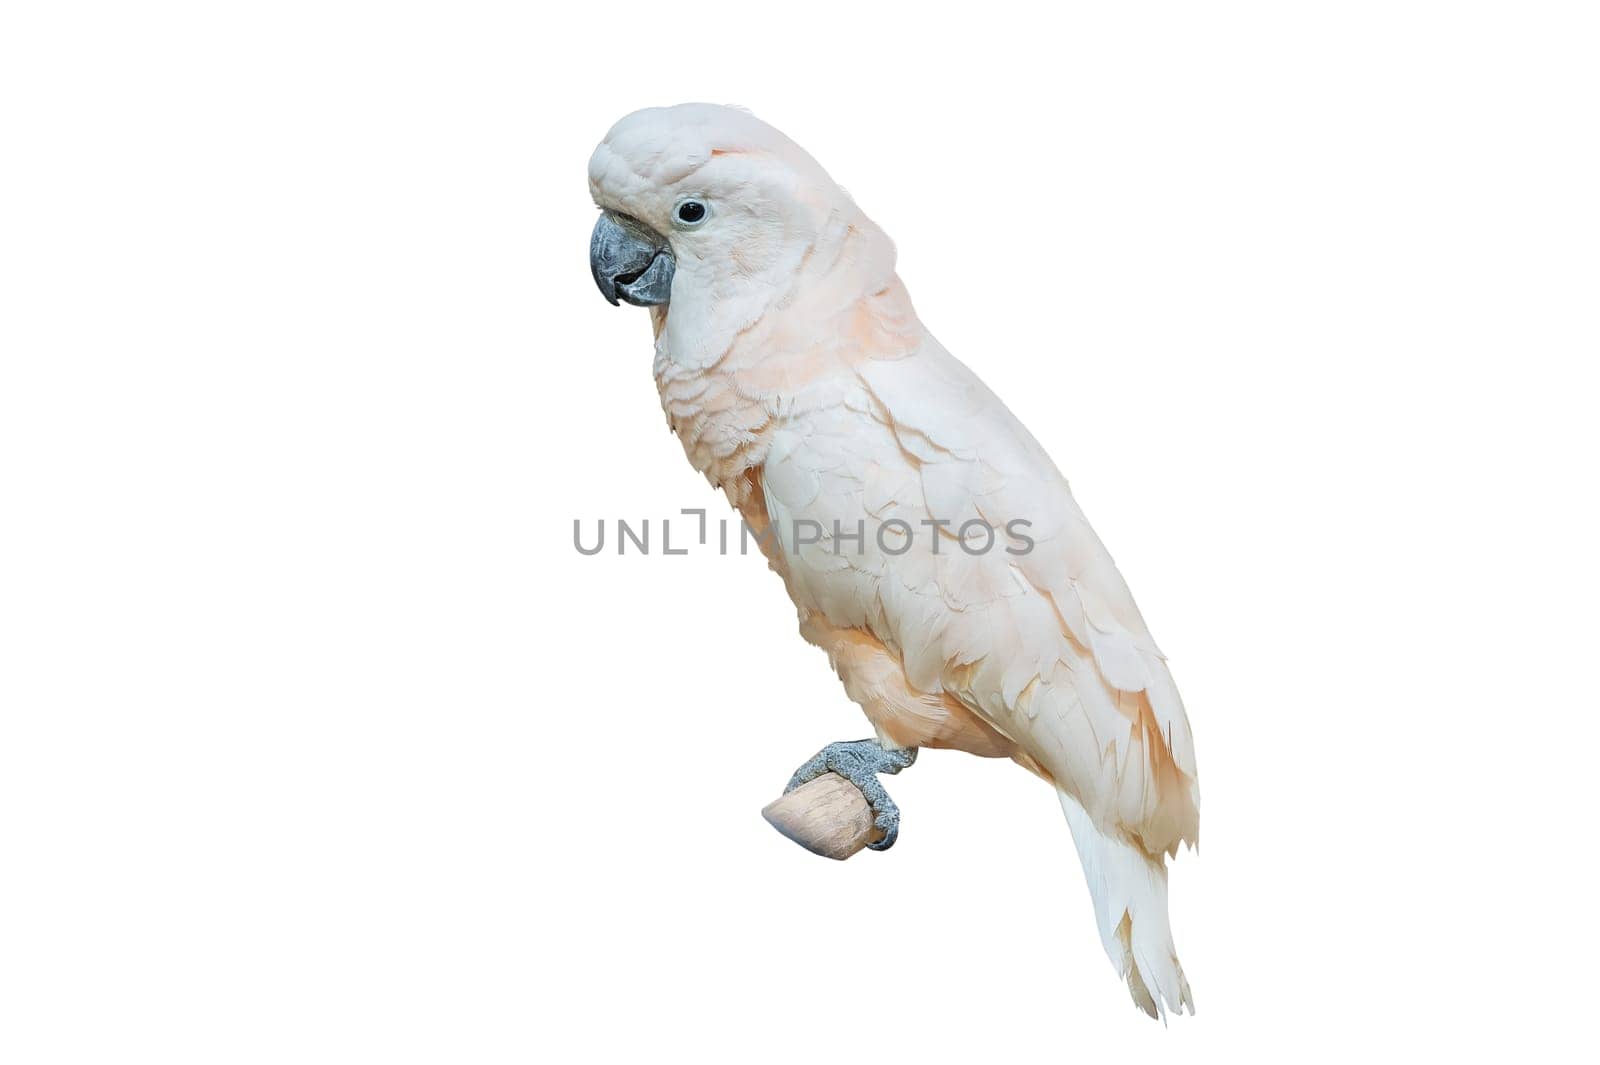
top-left (1058, 789), bottom-right (1194, 1019)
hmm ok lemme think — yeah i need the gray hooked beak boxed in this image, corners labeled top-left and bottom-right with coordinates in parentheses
top-left (589, 210), bottom-right (675, 307)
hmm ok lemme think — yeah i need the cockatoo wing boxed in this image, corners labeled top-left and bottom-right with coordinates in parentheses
top-left (761, 338), bottom-right (1198, 858)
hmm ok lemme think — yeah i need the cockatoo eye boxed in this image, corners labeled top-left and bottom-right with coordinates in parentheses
top-left (675, 200), bottom-right (708, 227)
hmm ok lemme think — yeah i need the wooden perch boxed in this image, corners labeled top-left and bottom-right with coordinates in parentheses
top-left (761, 772), bottom-right (881, 860)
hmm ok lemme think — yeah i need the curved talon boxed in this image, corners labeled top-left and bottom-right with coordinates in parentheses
top-left (867, 805), bottom-right (901, 850)
top-left (782, 738), bottom-right (919, 851)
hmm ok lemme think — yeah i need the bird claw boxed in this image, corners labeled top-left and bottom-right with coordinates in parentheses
top-left (784, 739), bottom-right (918, 851)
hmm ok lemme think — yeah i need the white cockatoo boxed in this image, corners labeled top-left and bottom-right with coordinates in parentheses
top-left (588, 103), bottom-right (1199, 1018)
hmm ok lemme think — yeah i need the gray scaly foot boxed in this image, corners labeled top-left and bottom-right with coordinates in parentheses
top-left (784, 739), bottom-right (918, 851)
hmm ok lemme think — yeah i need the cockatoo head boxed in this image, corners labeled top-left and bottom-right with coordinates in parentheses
top-left (588, 104), bottom-right (873, 343)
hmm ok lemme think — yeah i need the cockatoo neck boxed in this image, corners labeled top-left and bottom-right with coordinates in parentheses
top-left (653, 205), bottom-right (900, 373)
top-left (651, 204), bottom-right (916, 501)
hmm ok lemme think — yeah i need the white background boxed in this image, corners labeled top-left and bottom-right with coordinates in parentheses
top-left (3, 2), bottom-right (1597, 1061)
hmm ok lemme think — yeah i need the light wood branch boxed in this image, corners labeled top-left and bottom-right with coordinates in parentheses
top-left (761, 772), bottom-right (880, 860)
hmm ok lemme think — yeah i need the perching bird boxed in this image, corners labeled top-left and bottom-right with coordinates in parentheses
top-left (588, 103), bottom-right (1199, 1018)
